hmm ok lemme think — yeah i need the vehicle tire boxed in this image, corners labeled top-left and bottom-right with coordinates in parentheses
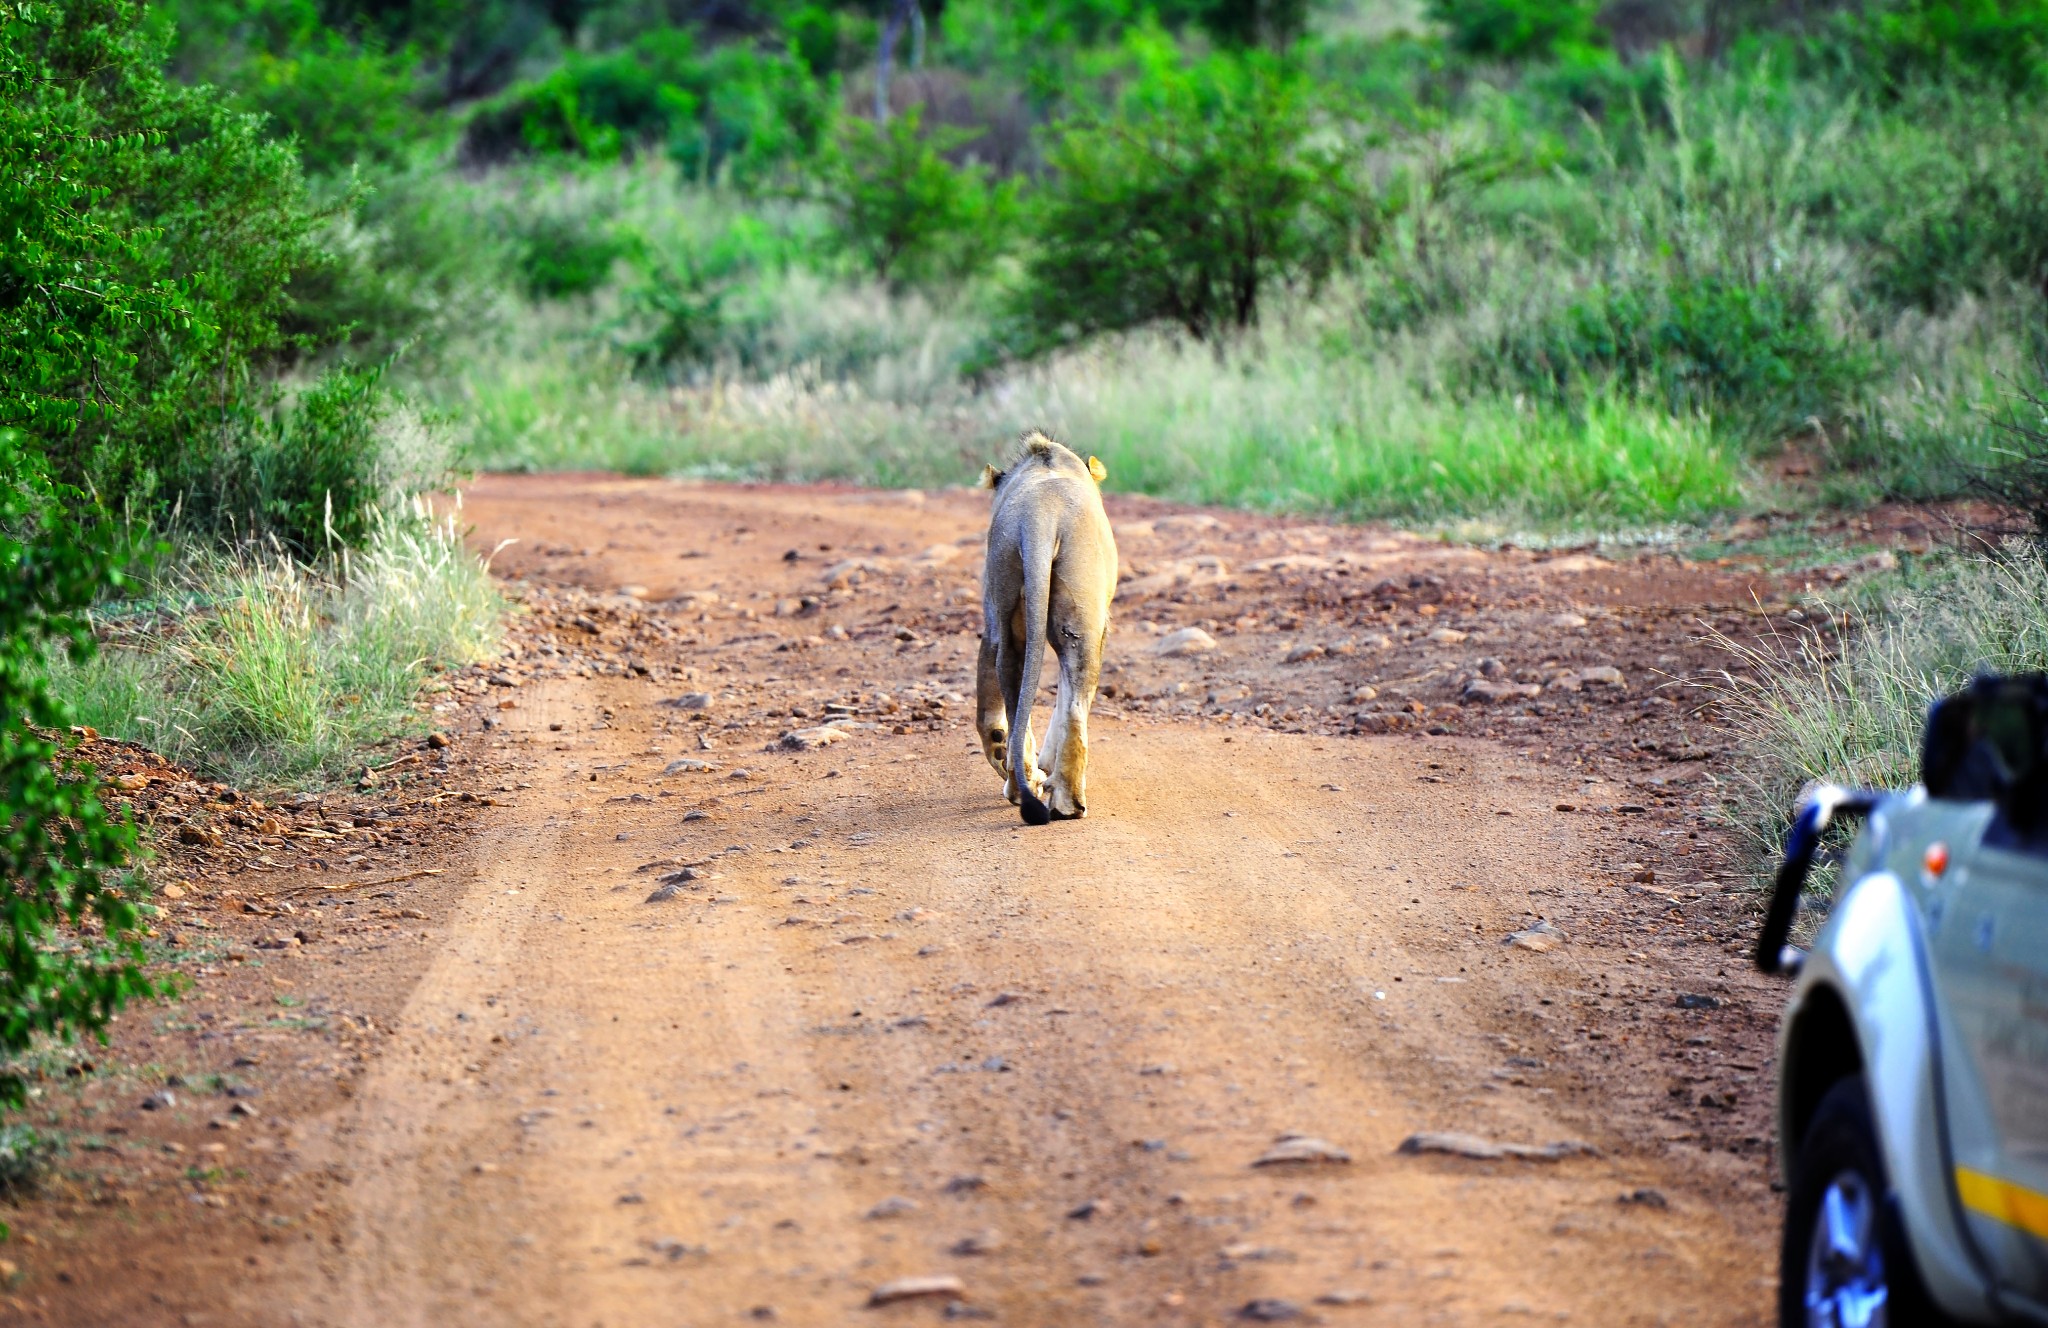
top-left (1780, 1074), bottom-right (1952, 1328)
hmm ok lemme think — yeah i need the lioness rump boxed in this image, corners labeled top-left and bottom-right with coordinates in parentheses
top-left (976, 431), bottom-right (1117, 825)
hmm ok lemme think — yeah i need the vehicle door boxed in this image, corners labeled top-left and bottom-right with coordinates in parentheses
top-left (1927, 829), bottom-right (2048, 1303)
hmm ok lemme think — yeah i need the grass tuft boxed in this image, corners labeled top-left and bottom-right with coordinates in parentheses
top-left (51, 503), bottom-right (502, 788)
top-left (1710, 548), bottom-right (2048, 861)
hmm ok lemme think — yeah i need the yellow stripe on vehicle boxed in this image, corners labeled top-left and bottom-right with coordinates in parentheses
top-left (1956, 1167), bottom-right (2048, 1241)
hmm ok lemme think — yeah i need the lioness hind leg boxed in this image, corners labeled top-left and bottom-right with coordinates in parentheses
top-left (975, 636), bottom-right (1009, 780)
top-left (1045, 625), bottom-right (1103, 820)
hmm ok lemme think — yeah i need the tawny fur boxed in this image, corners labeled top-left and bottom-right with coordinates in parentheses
top-left (975, 431), bottom-right (1117, 825)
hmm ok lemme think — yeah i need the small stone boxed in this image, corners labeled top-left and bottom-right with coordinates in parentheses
top-left (140, 1091), bottom-right (175, 1111)
top-left (1240, 1299), bottom-right (1304, 1321)
top-left (1426, 628), bottom-right (1468, 645)
top-left (1462, 679), bottom-right (1542, 704)
top-left (1550, 613), bottom-right (1588, 628)
top-left (1221, 1243), bottom-right (1295, 1262)
top-left (986, 991), bottom-right (1027, 1007)
top-left (1620, 1187), bottom-right (1670, 1209)
top-left (661, 692), bottom-right (713, 710)
top-left (1349, 686), bottom-right (1378, 703)
top-left (1253, 1134), bottom-right (1351, 1167)
top-left (1282, 643), bottom-right (1326, 664)
top-left (949, 1230), bottom-right (1004, 1256)
top-left (650, 1238), bottom-right (706, 1261)
top-left (427, 731), bottom-right (452, 749)
top-left (645, 882), bottom-right (684, 903)
top-left (663, 758), bottom-right (718, 775)
top-left (943, 1175), bottom-right (987, 1194)
top-left (1674, 993), bottom-right (1721, 1010)
top-left (1155, 627), bottom-right (1218, 657)
top-left (1067, 1198), bottom-right (1109, 1221)
top-left (1505, 920), bottom-right (1566, 953)
top-left (1397, 1132), bottom-right (1596, 1161)
top-left (160, 883), bottom-right (187, 900)
top-left (866, 1196), bottom-right (918, 1220)
top-left (867, 1275), bottom-right (966, 1306)
top-left (1316, 1290), bottom-right (1372, 1305)
top-left (1578, 665), bottom-right (1625, 688)
top-left (780, 727), bottom-right (847, 751)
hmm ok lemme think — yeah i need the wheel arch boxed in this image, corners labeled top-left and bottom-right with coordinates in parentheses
top-left (1780, 981), bottom-right (1863, 1179)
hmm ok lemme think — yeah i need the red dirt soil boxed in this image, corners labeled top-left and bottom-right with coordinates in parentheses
top-left (3, 473), bottom-right (1873, 1327)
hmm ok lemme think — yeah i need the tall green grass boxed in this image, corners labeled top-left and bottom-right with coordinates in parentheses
top-left (1713, 550), bottom-right (2048, 858)
top-left (345, 45), bottom-right (2048, 537)
top-left (51, 504), bottom-right (502, 788)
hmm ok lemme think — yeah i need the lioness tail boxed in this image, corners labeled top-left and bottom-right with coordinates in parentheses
top-left (1013, 525), bottom-right (1054, 826)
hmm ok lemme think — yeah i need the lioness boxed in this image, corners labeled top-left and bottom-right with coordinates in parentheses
top-left (976, 431), bottom-right (1118, 825)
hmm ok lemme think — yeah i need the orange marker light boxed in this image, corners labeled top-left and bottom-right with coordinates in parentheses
top-left (1925, 841), bottom-right (1951, 878)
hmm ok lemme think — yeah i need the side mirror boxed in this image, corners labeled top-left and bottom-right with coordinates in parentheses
top-left (1757, 784), bottom-right (1876, 975)
top-left (1923, 674), bottom-right (2048, 831)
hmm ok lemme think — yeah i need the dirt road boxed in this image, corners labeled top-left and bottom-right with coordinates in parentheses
top-left (8, 474), bottom-right (1810, 1325)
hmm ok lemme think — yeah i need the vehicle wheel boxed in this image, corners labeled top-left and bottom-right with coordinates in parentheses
top-left (1780, 1075), bottom-right (1950, 1328)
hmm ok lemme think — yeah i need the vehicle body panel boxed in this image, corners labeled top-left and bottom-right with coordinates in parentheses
top-left (1781, 800), bottom-right (1997, 1321)
top-left (1926, 826), bottom-right (2048, 1303)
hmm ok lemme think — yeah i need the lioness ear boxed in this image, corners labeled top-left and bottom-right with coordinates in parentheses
top-left (1087, 455), bottom-right (1107, 483)
top-left (978, 464), bottom-right (1003, 490)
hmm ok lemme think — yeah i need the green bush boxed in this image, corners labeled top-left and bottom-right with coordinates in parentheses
top-left (1830, 0), bottom-right (2048, 98)
top-left (1010, 38), bottom-right (1375, 351)
top-left (0, 436), bottom-right (159, 1111)
top-left (461, 30), bottom-right (830, 183)
top-left (163, 0), bottom-right (429, 174)
top-left (283, 168), bottom-right (515, 363)
top-left (516, 209), bottom-right (631, 298)
top-left (1973, 385), bottom-right (2048, 536)
top-left (1485, 273), bottom-right (1869, 442)
top-left (1817, 91), bottom-right (2048, 310)
top-left (1427, 0), bottom-right (1606, 62)
top-left (5, 0), bottom-right (393, 550)
top-left (239, 41), bottom-right (424, 175)
top-left (244, 366), bottom-right (393, 555)
top-left (814, 106), bottom-right (1011, 291)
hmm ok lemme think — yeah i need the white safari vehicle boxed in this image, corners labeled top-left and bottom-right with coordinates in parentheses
top-left (1763, 675), bottom-right (2048, 1327)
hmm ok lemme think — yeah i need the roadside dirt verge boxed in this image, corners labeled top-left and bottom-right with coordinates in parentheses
top-left (4, 474), bottom-right (1832, 1326)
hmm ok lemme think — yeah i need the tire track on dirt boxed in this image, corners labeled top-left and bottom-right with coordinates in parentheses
top-left (303, 677), bottom-right (1768, 1324)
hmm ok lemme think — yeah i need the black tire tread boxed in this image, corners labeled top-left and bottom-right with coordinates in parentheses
top-left (1779, 1075), bottom-right (1954, 1328)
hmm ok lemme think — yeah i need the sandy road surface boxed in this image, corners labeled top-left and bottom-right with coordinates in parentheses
top-left (315, 691), bottom-right (1761, 1326)
top-left (8, 474), bottom-right (1802, 1325)
top-left (311, 476), bottom-right (1775, 1326)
